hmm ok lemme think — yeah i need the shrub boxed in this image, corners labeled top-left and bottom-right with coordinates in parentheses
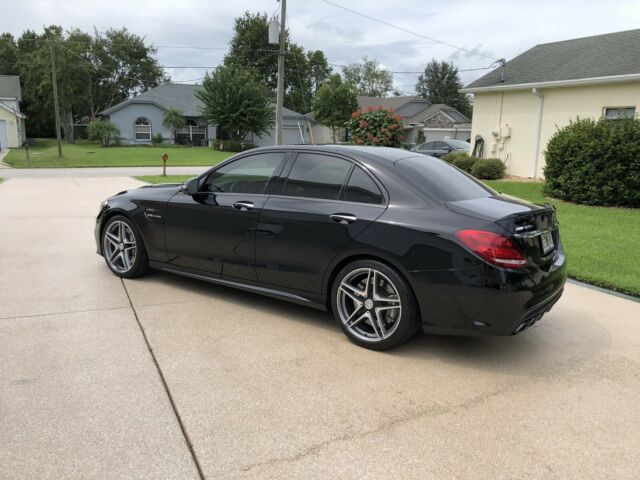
top-left (345, 106), bottom-right (405, 147)
top-left (87, 120), bottom-right (120, 147)
top-left (151, 133), bottom-right (164, 145)
top-left (544, 117), bottom-right (640, 207)
top-left (471, 158), bottom-right (506, 179)
top-left (452, 155), bottom-right (477, 173)
top-left (442, 150), bottom-right (471, 163)
top-left (213, 140), bottom-right (256, 152)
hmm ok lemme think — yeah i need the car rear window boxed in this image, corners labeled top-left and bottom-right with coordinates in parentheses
top-left (395, 156), bottom-right (497, 202)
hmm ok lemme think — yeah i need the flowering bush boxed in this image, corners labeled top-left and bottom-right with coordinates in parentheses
top-left (345, 106), bottom-right (405, 147)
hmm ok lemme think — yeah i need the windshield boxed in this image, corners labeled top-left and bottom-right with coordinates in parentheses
top-left (447, 140), bottom-right (470, 149)
top-left (395, 156), bottom-right (497, 202)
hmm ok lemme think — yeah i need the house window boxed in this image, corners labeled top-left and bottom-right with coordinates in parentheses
top-left (603, 107), bottom-right (636, 120)
top-left (134, 117), bottom-right (151, 140)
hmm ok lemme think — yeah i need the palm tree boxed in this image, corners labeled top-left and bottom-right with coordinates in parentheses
top-left (162, 107), bottom-right (186, 144)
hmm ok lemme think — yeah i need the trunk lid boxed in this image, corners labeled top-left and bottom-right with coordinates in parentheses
top-left (447, 193), bottom-right (560, 268)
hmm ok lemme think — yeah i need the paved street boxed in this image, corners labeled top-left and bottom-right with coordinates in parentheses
top-left (1, 176), bottom-right (640, 479)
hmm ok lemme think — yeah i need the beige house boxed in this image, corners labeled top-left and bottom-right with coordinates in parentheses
top-left (462, 29), bottom-right (640, 178)
top-left (0, 75), bottom-right (26, 150)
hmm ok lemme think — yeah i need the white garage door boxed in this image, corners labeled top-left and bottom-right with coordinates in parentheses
top-left (0, 120), bottom-right (8, 151)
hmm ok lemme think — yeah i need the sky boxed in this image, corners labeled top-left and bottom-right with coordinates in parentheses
top-left (3, 0), bottom-right (640, 96)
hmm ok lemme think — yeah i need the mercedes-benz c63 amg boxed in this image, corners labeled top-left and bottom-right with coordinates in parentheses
top-left (95, 146), bottom-right (566, 350)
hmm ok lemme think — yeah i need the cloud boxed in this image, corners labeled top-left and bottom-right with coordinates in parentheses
top-left (4, 0), bottom-right (640, 91)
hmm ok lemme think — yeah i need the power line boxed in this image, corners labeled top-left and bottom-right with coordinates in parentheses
top-left (317, 0), bottom-right (498, 61)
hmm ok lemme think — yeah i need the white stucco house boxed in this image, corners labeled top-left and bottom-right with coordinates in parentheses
top-left (462, 28), bottom-right (640, 178)
top-left (99, 83), bottom-right (314, 146)
top-left (0, 75), bottom-right (26, 150)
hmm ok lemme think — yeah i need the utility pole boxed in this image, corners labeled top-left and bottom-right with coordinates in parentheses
top-left (275, 0), bottom-right (286, 145)
top-left (50, 40), bottom-right (63, 159)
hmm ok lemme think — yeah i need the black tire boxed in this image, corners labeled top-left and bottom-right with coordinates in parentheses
top-left (331, 259), bottom-right (420, 351)
top-left (101, 215), bottom-right (149, 278)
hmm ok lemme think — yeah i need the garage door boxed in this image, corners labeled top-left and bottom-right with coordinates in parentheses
top-left (0, 120), bottom-right (8, 151)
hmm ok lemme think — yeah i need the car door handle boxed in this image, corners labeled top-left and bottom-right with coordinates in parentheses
top-left (233, 201), bottom-right (254, 211)
top-left (330, 213), bottom-right (357, 224)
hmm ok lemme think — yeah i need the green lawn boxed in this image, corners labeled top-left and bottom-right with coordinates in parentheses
top-left (4, 138), bottom-right (233, 168)
top-left (136, 175), bottom-right (640, 296)
top-left (486, 181), bottom-right (640, 296)
top-left (136, 175), bottom-right (195, 184)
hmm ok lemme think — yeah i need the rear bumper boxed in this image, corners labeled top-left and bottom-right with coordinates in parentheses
top-left (414, 244), bottom-right (567, 336)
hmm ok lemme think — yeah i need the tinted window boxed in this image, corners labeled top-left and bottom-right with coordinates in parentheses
top-left (203, 153), bottom-right (284, 194)
top-left (434, 141), bottom-right (447, 150)
top-left (343, 167), bottom-right (384, 204)
top-left (282, 153), bottom-right (352, 200)
top-left (420, 142), bottom-right (435, 151)
top-left (396, 156), bottom-right (496, 202)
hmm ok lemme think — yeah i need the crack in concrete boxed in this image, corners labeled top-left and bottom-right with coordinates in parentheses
top-left (238, 384), bottom-right (513, 473)
top-left (0, 305), bottom-right (130, 321)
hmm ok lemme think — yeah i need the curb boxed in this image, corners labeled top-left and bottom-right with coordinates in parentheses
top-left (567, 278), bottom-right (640, 304)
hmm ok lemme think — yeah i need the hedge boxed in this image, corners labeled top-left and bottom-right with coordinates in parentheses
top-left (442, 151), bottom-right (471, 163)
top-left (471, 158), bottom-right (506, 179)
top-left (544, 117), bottom-right (640, 207)
top-left (452, 156), bottom-right (477, 173)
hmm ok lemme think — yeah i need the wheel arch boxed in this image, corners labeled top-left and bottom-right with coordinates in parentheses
top-left (323, 251), bottom-right (420, 315)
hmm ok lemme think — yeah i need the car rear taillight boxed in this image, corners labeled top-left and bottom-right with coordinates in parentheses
top-left (455, 229), bottom-right (528, 269)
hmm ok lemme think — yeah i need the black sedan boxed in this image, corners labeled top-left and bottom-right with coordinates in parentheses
top-left (411, 139), bottom-right (470, 157)
top-left (95, 145), bottom-right (566, 350)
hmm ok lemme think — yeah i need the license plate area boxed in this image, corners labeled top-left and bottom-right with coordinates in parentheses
top-left (539, 230), bottom-right (555, 255)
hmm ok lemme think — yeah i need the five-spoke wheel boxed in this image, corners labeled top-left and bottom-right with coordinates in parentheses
top-left (332, 260), bottom-right (419, 350)
top-left (101, 215), bottom-right (148, 278)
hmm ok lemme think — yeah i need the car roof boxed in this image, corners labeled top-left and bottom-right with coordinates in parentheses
top-left (247, 144), bottom-right (418, 165)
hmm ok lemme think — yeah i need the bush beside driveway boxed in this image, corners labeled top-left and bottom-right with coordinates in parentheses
top-left (4, 138), bottom-right (233, 168)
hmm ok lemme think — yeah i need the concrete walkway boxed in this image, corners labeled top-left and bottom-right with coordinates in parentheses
top-left (2, 176), bottom-right (640, 479)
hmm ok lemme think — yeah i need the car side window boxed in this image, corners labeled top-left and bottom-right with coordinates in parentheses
top-left (421, 142), bottom-right (435, 151)
top-left (281, 153), bottom-right (352, 200)
top-left (342, 166), bottom-right (384, 204)
top-left (202, 153), bottom-right (284, 194)
top-left (434, 141), bottom-right (447, 150)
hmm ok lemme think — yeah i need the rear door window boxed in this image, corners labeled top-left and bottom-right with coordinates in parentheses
top-left (281, 153), bottom-right (352, 200)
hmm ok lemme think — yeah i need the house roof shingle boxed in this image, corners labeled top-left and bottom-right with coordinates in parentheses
top-left (0, 75), bottom-right (21, 99)
top-left (101, 83), bottom-right (307, 119)
top-left (464, 28), bottom-right (640, 91)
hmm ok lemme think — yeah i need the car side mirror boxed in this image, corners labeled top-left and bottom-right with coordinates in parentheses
top-left (183, 177), bottom-right (199, 195)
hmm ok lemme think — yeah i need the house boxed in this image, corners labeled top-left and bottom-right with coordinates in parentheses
top-left (461, 29), bottom-right (640, 178)
top-left (355, 95), bottom-right (471, 145)
top-left (99, 83), bottom-right (314, 146)
top-left (309, 95), bottom-right (470, 145)
top-left (0, 75), bottom-right (26, 150)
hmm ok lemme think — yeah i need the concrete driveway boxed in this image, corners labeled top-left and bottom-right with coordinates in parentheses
top-left (1, 176), bottom-right (639, 479)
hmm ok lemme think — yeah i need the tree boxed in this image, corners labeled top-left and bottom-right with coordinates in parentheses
top-left (162, 107), bottom-right (186, 144)
top-left (0, 26), bottom-right (168, 138)
top-left (312, 74), bottom-right (358, 143)
top-left (345, 107), bottom-right (405, 148)
top-left (223, 12), bottom-right (331, 114)
top-left (307, 50), bottom-right (331, 96)
top-left (341, 57), bottom-right (394, 97)
top-left (196, 65), bottom-right (274, 142)
top-left (88, 119), bottom-right (120, 146)
top-left (415, 60), bottom-right (472, 118)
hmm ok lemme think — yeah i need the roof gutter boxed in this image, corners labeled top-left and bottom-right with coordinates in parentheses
top-left (461, 72), bottom-right (640, 93)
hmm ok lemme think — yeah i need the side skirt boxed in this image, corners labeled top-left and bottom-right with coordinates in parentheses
top-left (148, 261), bottom-right (328, 311)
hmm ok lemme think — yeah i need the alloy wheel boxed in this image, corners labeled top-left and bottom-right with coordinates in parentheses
top-left (336, 268), bottom-right (402, 342)
top-left (103, 220), bottom-right (137, 274)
